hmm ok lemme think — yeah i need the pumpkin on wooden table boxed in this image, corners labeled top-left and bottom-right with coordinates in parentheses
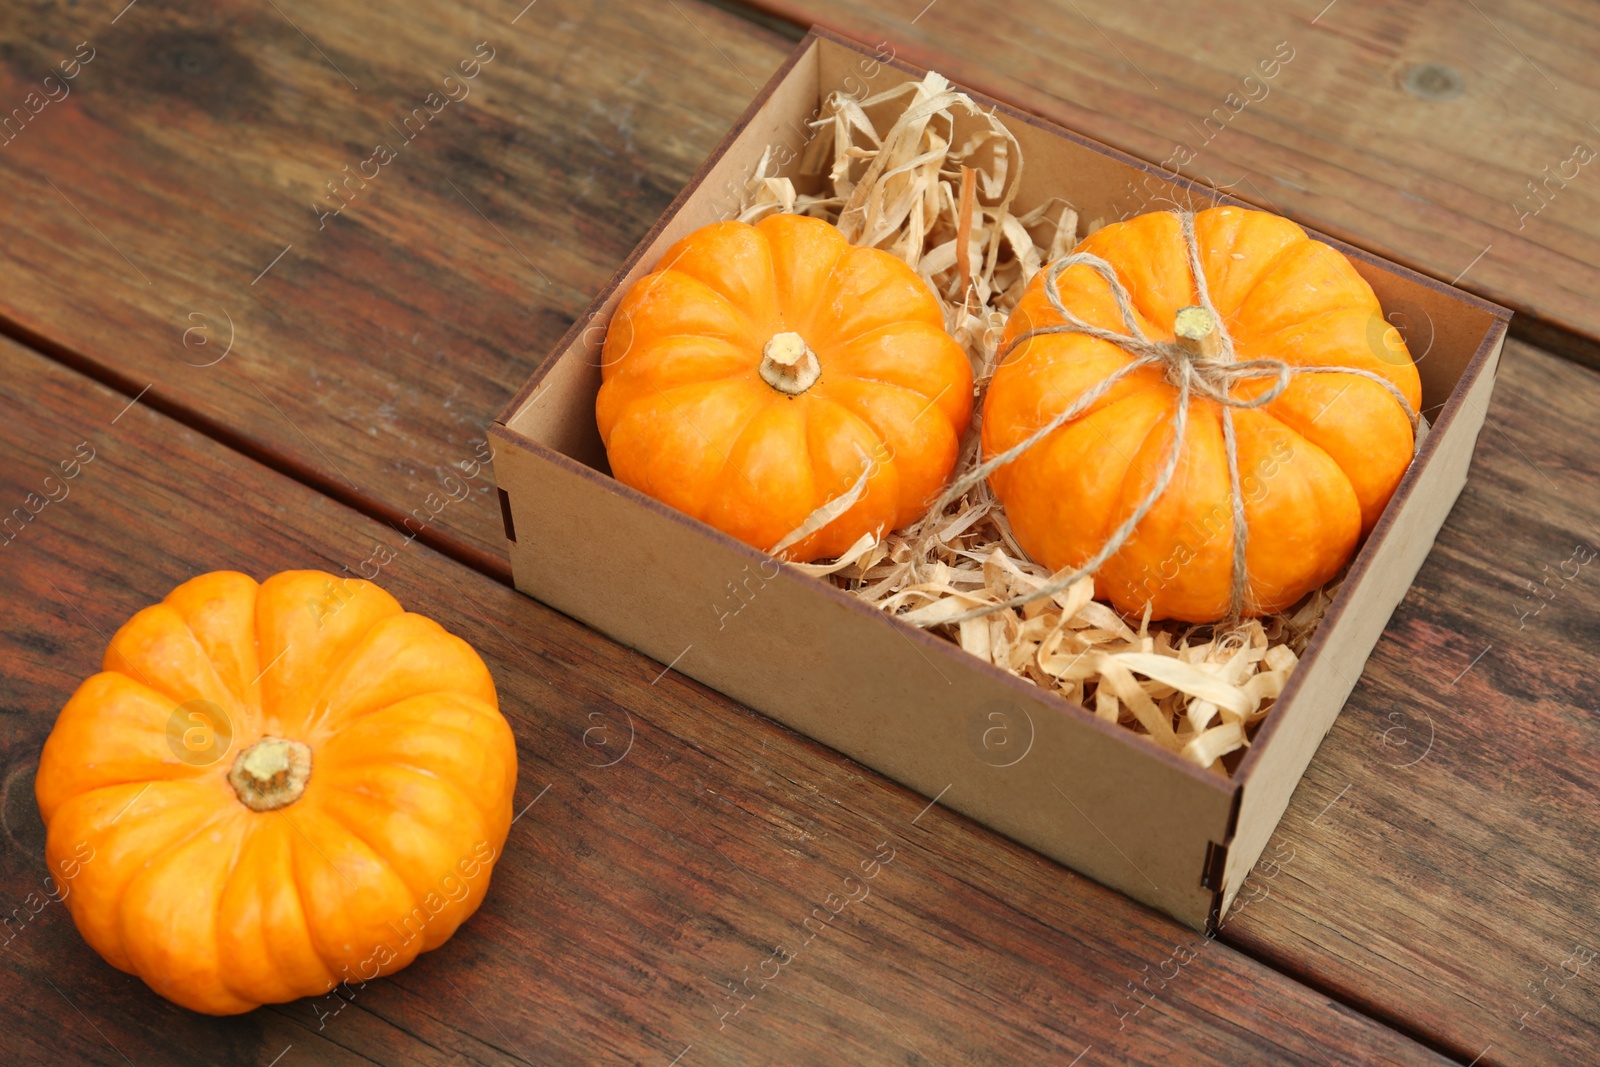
top-left (982, 206), bottom-right (1422, 622)
top-left (34, 570), bottom-right (517, 1014)
top-left (596, 213), bottom-right (973, 562)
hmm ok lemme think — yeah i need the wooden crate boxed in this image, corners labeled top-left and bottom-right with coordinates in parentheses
top-left (491, 30), bottom-right (1510, 929)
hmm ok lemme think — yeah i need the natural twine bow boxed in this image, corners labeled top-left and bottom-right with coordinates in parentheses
top-left (927, 211), bottom-right (1420, 626)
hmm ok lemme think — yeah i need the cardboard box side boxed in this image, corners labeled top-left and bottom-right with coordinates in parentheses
top-left (1222, 320), bottom-right (1508, 912)
top-left (491, 425), bottom-right (1235, 926)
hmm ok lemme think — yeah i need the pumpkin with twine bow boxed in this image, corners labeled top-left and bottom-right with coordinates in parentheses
top-left (596, 213), bottom-right (973, 562)
top-left (975, 206), bottom-right (1422, 623)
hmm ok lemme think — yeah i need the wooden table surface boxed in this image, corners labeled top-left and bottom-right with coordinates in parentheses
top-left (0, 1), bottom-right (1595, 1065)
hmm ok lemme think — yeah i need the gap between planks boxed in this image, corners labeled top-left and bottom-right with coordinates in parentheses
top-left (0, 309), bottom-right (513, 586)
top-left (1218, 931), bottom-right (1491, 1067)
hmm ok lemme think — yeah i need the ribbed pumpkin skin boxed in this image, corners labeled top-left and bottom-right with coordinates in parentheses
top-left (596, 214), bottom-right (973, 562)
top-left (982, 207), bottom-right (1422, 622)
top-left (35, 571), bottom-right (517, 1015)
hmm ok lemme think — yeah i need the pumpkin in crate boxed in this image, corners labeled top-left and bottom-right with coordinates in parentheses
top-left (596, 213), bottom-right (973, 562)
top-left (35, 570), bottom-right (517, 1014)
top-left (982, 206), bottom-right (1422, 622)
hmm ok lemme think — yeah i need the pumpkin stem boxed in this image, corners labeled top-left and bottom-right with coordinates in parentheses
top-left (759, 332), bottom-right (822, 395)
top-left (228, 736), bottom-right (312, 811)
top-left (1173, 306), bottom-right (1222, 361)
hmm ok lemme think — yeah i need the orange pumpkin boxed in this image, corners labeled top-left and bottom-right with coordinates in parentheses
top-left (35, 570), bottom-right (517, 1014)
top-left (596, 213), bottom-right (973, 562)
top-left (982, 207), bottom-right (1421, 622)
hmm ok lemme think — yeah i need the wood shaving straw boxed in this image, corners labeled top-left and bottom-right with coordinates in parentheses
top-left (736, 73), bottom-right (1376, 775)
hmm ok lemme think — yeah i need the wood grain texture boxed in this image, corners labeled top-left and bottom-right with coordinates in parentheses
top-left (0, 342), bottom-right (1451, 1064)
top-left (0, 0), bottom-right (795, 577)
top-left (3, 0), bottom-right (1596, 1061)
top-left (1220, 339), bottom-right (1600, 1067)
top-left (748, 0), bottom-right (1600, 359)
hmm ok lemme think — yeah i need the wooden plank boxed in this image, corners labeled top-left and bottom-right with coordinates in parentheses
top-left (0, 0), bottom-right (796, 577)
top-left (0, 342), bottom-right (1449, 1063)
top-left (749, 0), bottom-right (1600, 360)
top-left (1220, 339), bottom-right (1600, 1067)
top-left (2, 0), bottom-right (1592, 1058)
